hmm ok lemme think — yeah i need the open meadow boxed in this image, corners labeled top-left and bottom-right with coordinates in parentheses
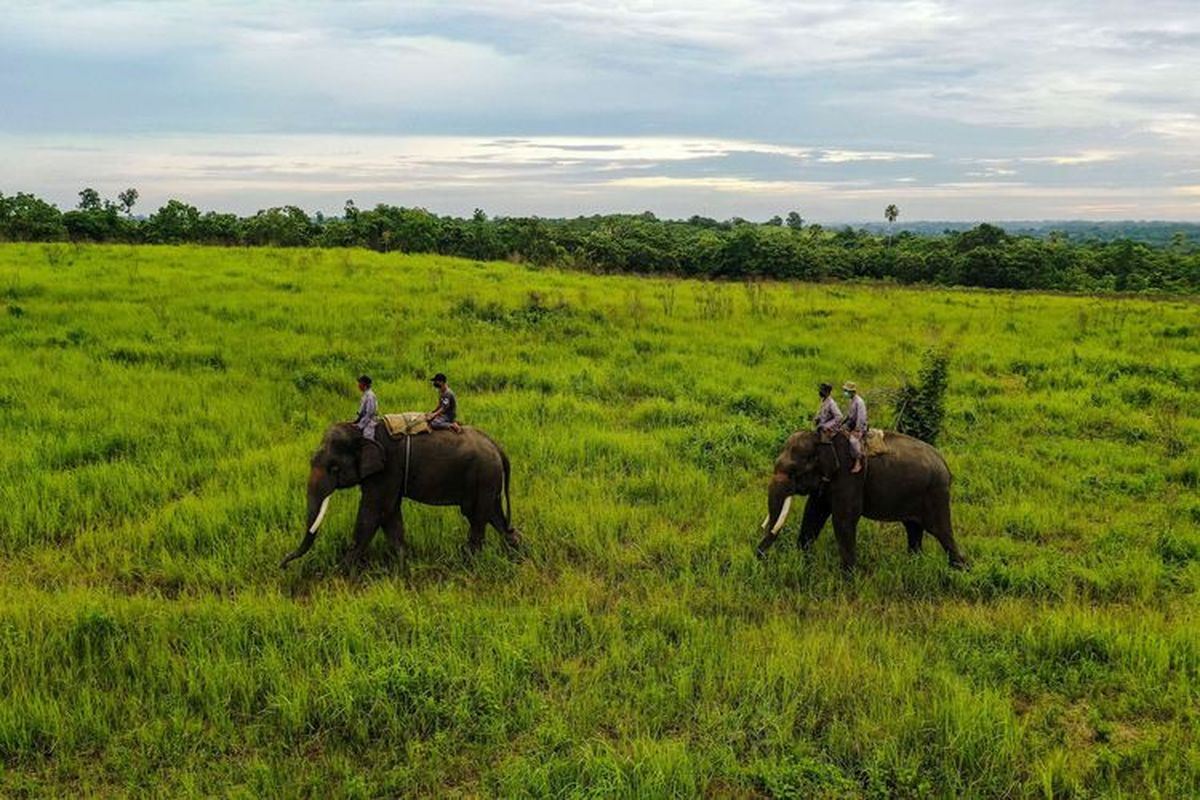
top-left (0, 243), bottom-right (1198, 797)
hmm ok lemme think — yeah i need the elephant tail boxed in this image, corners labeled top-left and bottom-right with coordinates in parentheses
top-left (501, 446), bottom-right (513, 531)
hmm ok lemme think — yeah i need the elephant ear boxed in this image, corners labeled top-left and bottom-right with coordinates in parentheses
top-left (789, 431), bottom-right (820, 464)
top-left (357, 441), bottom-right (386, 479)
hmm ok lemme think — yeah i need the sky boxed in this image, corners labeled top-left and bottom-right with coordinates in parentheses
top-left (2, 0), bottom-right (1199, 221)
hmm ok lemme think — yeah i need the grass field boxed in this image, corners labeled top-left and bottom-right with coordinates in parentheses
top-left (1, 243), bottom-right (1198, 797)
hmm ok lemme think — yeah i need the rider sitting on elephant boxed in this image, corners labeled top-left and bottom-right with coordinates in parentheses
top-left (813, 382), bottom-right (842, 481)
top-left (841, 382), bottom-right (867, 474)
top-left (354, 375), bottom-right (378, 439)
top-left (427, 373), bottom-right (462, 433)
top-left (354, 374), bottom-right (385, 473)
top-left (814, 382), bottom-right (841, 438)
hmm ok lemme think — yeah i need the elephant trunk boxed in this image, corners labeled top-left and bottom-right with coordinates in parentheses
top-left (281, 476), bottom-right (333, 568)
top-left (755, 477), bottom-right (794, 559)
top-left (280, 530), bottom-right (317, 568)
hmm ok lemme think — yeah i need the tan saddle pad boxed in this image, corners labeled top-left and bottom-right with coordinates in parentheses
top-left (864, 428), bottom-right (888, 456)
top-left (381, 412), bottom-right (432, 437)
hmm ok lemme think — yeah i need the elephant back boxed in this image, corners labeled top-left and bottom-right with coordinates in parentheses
top-left (381, 413), bottom-right (433, 437)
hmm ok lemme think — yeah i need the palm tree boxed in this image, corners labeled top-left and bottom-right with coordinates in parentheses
top-left (884, 204), bottom-right (900, 244)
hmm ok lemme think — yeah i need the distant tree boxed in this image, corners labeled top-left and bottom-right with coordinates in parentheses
top-left (242, 206), bottom-right (316, 247)
top-left (78, 188), bottom-right (102, 212)
top-left (0, 192), bottom-right (66, 241)
top-left (766, 215), bottom-right (783, 226)
top-left (954, 223), bottom-right (1008, 253)
top-left (117, 188), bottom-right (139, 216)
top-left (146, 199), bottom-right (201, 243)
top-left (196, 211), bottom-right (241, 245)
top-left (885, 204), bottom-right (900, 242)
top-left (785, 211), bottom-right (805, 231)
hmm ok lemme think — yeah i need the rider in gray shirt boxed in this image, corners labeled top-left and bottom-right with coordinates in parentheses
top-left (814, 382), bottom-right (842, 437)
top-left (353, 374), bottom-right (378, 440)
top-left (842, 381), bottom-right (867, 473)
top-left (427, 373), bottom-right (461, 433)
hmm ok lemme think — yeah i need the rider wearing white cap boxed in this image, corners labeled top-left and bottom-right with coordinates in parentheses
top-left (841, 381), bottom-right (867, 474)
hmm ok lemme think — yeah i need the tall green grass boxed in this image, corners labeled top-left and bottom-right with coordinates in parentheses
top-left (0, 244), bottom-right (1197, 796)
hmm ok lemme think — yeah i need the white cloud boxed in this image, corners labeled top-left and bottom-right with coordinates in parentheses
top-left (604, 176), bottom-right (834, 194)
top-left (1021, 151), bottom-right (1123, 166)
top-left (818, 150), bottom-right (932, 163)
top-left (2, 2), bottom-right (1199, 219)
top-left (8, 1), bottom-right (1199, 135)
top-left (4, 133), bottom-right (1197, 221)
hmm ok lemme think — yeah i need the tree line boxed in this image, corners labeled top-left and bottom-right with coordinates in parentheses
top-left (2, 188), bottom-right (1197, 293)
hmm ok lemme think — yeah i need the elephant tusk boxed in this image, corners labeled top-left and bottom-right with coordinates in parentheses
top-left (309, 496), bottom-right (331, 534)
top-left (761, 514), bottom-right (770, 530)
top-left (771, 496), bottom-right (793, 534)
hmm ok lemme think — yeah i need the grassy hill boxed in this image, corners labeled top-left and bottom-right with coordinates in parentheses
top-left (1, 243), bottom-right (1197, 797)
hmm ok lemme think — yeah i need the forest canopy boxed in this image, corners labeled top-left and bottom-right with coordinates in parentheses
top-left (2, 189), bottom-right (1197, 293)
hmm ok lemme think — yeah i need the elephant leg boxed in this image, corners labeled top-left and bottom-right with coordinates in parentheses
top-left (466, 520), bottom-right (486, 553)
top-left (461, 501), bottom-right (486, 553)
top-left (927, 520), bottom-right (967, 569)
top-left (831, 515), bottom-right (859, 572)
top-left (383, 505), bottom-right (407, 567)
top-left (925, 496), bottom-right (967, 569)
top-left (904, 520), bottom-right (924, 554)
top-left (341, 505), bottom-right (381, 573)
top-left (798, 495), bottom-right (831, 552)
top-left (488, 495), bottom-right (520, 549)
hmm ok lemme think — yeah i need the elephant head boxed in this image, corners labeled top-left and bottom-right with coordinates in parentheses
top-left (758, 431), bottom-right (824, 551)
top-left (280, 423), bottom-right (374, 567)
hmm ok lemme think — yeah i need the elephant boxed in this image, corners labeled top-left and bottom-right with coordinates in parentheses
top-left (281, 422), bottom-right (521, 570)
top-left (755, 430), bottom-right (966, 571)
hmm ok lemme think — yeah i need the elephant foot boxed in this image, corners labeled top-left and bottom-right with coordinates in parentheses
top-left (754, 545), bottom-right (768, 561)
top-left (388, 546), bottom-right (408, 572)
top-left (502, 529), bottom-right (527, 560)
top-left (338, 551), bottom-right (365, 576)
top-left (949, 555), bottom-right (969, 570)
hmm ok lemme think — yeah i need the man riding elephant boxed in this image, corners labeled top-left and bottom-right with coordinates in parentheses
top-left (813, 382), bottom-right (841, 438)
top-left (841, 381), bottom-right (867, 474)
top-left (756, 427), bottom-right (967, 572)
top-left (813, 382), bottom-right (842, 481)
top-left (427, 372), bottom-right (462, 433)
top-left (281, 419), bottom-right (521, 571)
top-left (352, 374), bottom-right (385, 475)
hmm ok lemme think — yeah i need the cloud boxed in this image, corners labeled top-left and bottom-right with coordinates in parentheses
top-left (4, 133), bottom-right (1198, 221)
top-left (1021, 151), bottom-right (1123, 166)
top-left (818, 150), bottom-right (932, 163)
top-left (6, 1), bottom-right (1199, 136)
top-left (604, 176), bottom-right (834, 194)
top-left (1, 2), bottom-right (1198, 219)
